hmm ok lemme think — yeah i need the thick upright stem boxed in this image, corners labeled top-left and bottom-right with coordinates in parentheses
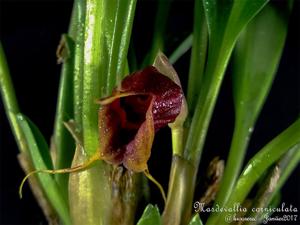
top-left (162, 155), bottom-right (196, 225)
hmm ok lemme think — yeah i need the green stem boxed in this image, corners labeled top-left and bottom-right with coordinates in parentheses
top-left (171, 127), bottom-right (186, 156)
top-left (162, 155), bottom-right (197, 225)
top-left (68, 152), bottom-right (112, 225)
top-left (0, 43), bottom-right (27, 153)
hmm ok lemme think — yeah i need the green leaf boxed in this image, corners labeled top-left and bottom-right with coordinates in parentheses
top-left (82, 0), bottom-right (105, 156)
top-left (82, 0), bottom-right (137, 155)
top-left (187, 0), bottom-right (208, 113)
top-left (24, 118), bottom-right (54, 170)
top-left (53, 34), bottom-right (75, 195)
top-left (105, 0), bottom-right (137, 92)
top-left (17, 114), bottom-right (71, 225)
top-left (169, 34), bottom-right (193, 65)
top-left (142, 0), bottom-right (172, 66)
top-left (205, 0), bottom-right (268, 44)
top-left (270, 144), bottom-right (300, 200)
top-left (0, 43), bottom-right (27, 153)
top-left (184, 2), bottom-right (272, 221)
top-left (184, 0), bottom-right (270, 167)
top-left (214, 1), bottom-right (292, 210)
top-left (53, 0), bottom-right (81, 194)
top-left (137, 204), bottom-right (162, 225)
top-left (1, 37), bottom-right (70, 225)
top-left (73, 0), bottom-right (86, 131)
top-left (243, 145), bottom-right (299, 225)
top-left (0, 43), bottom-right (19, 115)
top-left (188, 214), bottom-right (203, 225)
top-left (212, 117), bottom-right (300, 225)
top-left (233, 3), bottom-right (291, 122)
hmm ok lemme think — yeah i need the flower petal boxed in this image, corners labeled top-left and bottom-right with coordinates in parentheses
top-left (120, 66), bottom-right (183, 130)
top-left (153, 52), bottom-right (188, 129)
top-left (153, 51), bottom-right (182, 87)
top-left (123, 99), bottom-right (155, 172)
top-left (98, 98), bottom-right (127, 165)
top-left (98, 66), bottom-right (184, 171)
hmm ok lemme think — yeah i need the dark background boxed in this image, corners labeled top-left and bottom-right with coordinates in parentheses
top-left (0, 0), bottom-right (299, 224)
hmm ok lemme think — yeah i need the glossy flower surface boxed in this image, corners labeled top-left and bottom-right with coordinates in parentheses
top-left (98, 66), bottom-right (183, 172)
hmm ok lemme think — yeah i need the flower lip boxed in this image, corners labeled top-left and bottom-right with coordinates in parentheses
top-left (98, 66), bottom-right (183, 172)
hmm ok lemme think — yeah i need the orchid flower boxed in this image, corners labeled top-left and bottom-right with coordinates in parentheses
top-left (98, 65), bottom-right (183, 172)
top-left (19, 54), bottom-right (186, 203)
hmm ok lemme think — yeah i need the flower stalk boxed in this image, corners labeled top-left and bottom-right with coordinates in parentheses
top-left (162, 155), bottom-right (196, 225)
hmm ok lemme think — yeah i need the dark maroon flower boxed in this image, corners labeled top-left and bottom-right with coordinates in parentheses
top-left (98, 66), bottom-right (183, 172)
